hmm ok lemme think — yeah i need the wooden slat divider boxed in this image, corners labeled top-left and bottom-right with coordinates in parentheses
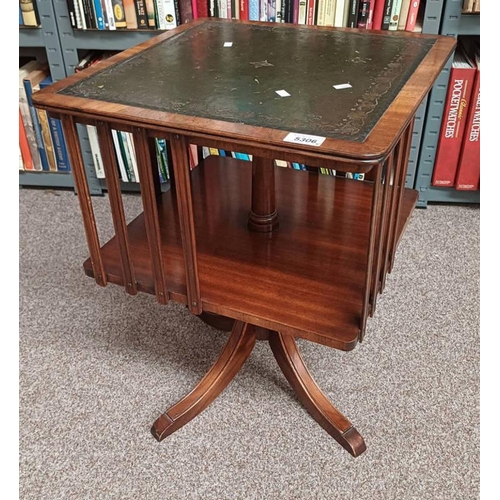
top-left (97, 121), bottom-right (137, 295)
top-left (360, 162), bottom-right (382, 341)
top-left (133, 127), bottom-right (169, 304)
top-left (61, 115), bottom-right (106, 287)
top-left (169, 134), bottom-right (202, 315)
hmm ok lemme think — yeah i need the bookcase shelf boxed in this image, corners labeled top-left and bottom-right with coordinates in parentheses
top-left (414, 0), bottom-right (480, 207)
top-left (19, 171), bottom-right (74, 189)
top-left (19, 27), bottom-right (44, 47)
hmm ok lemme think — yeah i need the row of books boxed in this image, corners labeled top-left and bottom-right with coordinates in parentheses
top-left (63, 0), bottom-right (424, 31)
top-left (19, 60), bottom-right (72, 173)
top-left (65, 0), bottom-right (183, 30)
top-left (19, 1), bottom-right (40, 27)
top-left (431, 37), bottom-right (480, 191)
top-left (200, 148), bottom-right (365, 179)
top-left (462, 0), bottom-right (480, 14)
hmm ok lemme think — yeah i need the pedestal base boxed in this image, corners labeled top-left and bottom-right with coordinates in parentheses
top-left (151, 316), bottom-right (366, 458)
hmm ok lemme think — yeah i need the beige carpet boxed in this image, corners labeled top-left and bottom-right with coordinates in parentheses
top-left (19, 187), bottom-right (479, 499)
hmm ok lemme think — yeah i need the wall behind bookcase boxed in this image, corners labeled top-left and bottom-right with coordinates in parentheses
top-left (414, 0), bottom-right (480, 206)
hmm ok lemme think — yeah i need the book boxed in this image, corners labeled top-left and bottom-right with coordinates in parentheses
top-left (102, 0), bottom-right (117, 29)
top-left (347, 0), bottom-right (360, 28)
top-left (65, 1), bottom-right (77, 28)
top-left (19, 108), bottom-right (34, 171)
top-left (156, 0), bottom-right (179, 29)
top-left (178, 0), bottom-right (194, 22)
top-left (87, 125), bottom-right (105, 178)
top-left (397, 0), bottom-right (410, 30)
top-left (39, 77), bottom-right (72, 172)
top-left (19, 60), bottom-right (43, 171)
top-left (19, 5), bottom-right (23, 25)
top-left (155, 139), bottom-right (170, 182)
top-left (92, 0), bottom-right (106, 29)
top-left (110, 130), bottom-right (128, 180)
top-left (357, 1), bottom-right (370, 28)
top-left (35, 99), bottom-right (58, 172)
top-left (19, 0), bottom-right (39, 26)
top-left (134, 0), bottom-right (149, 28)
top-left (144, 0), bottom-right (157, 26)
top-left (82, 0), bottom-right (97, 28)
top-left (432, 44), bottom-right (477, 187)
top-left (404, 0), bottom-right (420, 31)
top-left (388, 0), bottom-right (402, 30)
top-left (366, 0), bottom-right (374, 28)
top-left (111, 0), bottom-right (128, 28)
top-left (372, 0), bottom-right (385, 29)
top-left (77, 0), bottom-right (88, 29)
top-left (382, 0), bottom-right (393, 30)
top-left (324, 0), bottom-right (336, 26)
top-left (123, 0), bottom-right (139, 28)
top-left (120, 131), bottom-right (137, 182)
top-left (455, 41), bottom-right (480, 191)
top-left (334, 0), bottom-right (346, 26)
top-left (23, 65), bottom-right (53, 171)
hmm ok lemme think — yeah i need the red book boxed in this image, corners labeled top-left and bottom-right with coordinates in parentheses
top-left (405, 0), bottom-right (420, 31)
top-left (196, 0), bottom-right (208, 17)
top-left (367, 0), bottom-right (376, 29)
top-left (191, 0), bottom-right (198, 18)
top-left (239, 0), bottom-right (248, 20)
top-left (455, 49), bottom-right (480, 191)
top-left (432, 46), bottom-right (476, 187)
top-left (19, 108), bottom-right (34, 171)
top-left (372, 0), bottom-right (385, 29)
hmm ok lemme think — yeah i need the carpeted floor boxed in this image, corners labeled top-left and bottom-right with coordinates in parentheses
top-left (19, 187), bottom-right (479, 500)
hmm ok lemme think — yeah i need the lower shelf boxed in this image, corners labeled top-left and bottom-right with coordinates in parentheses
top-left (19, 171), bottom-right (74, 189)
top-left (85, 156), bottom-right (416, 351)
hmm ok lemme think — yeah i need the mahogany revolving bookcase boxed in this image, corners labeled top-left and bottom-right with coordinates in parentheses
top-left (33, 19), bottom-right (455, 458)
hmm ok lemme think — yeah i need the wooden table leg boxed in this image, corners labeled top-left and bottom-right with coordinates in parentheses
top-left (248, 156), bottom-right (279, 233)
top-left (151, 321), bottom-right (256, 441)
top-left (269, 331), bottom-right (366, 457)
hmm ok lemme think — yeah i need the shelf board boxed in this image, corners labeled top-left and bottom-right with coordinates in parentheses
top-left (70, 29), bottom-right (163, 51)
top-left (458, 14), bottom-right (480, 36)
top-left (84, 157), bottom-right (416, 350)
top-left (19, 171), bottom-right (74, 189)
top-left (418, 186), bottom-right (480, 206)
top-left (19, 27), bottom-right (44, 47)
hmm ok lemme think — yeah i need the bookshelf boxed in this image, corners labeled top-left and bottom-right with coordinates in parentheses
top-left (414, 0), bottom-right (480, 206)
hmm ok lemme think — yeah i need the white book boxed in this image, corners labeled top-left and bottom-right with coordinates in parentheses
top-left (324, 0), bottom-right (337, 27)
top-left (86, 125), bottom-right (105, 179)
top-left (126, 132), bottom-right (140, 183)
top-left (119, 131), bottom-right (136, 182)
top-left (77, 0), bottom-right (87, 29)
top-left (298, 0), bottom-right (307, 24)
top-left (158, 0), bottom-right (178, 29)
top-left (103, 0), bottom-right (116, 30)
top-left (111, 130), bottom-right (129, 182)
top-left (334, 0), bottom-right (345, 27)
top-left (389, 0), bottom-right (403, 31)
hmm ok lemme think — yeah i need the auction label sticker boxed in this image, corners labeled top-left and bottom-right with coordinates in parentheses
top-left (283, 132), bottom-right (326, 147)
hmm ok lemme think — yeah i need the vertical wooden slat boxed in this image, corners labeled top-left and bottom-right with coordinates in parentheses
top-left (389, 120), bottom-right (415, 272)
top-left (370, 150), bottom-right (394, 316)
top-left (381, 131), bottom-right (406, 291)
top-left (61, 115), bottom-right (106, 287)
top-left (169, 134), bottom-right (202, 315)
top-left (133, 127), bottom-right (168, 305)
top-left (96, 121), bottom-right (137, 295)
top-left (360, 162), bottom-right (382, 341)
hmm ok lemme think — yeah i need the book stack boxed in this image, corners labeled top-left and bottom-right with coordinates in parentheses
top-left (65, 0), bottom-right (187, 30)
top-left (19, 1), bottom-right (40, 27)
top-left (431, 37), bottom-right (480, 191)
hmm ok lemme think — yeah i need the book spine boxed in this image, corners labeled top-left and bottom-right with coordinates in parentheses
top-left (123, 0), bottom-right (138, 28)
top-left (20, 0), bottom-right (39, 27)
top-left (382, 0), bottom-right (392, 29)
top-left (372, 0), bottom-right (384, 29)
top-left (249, 0), bottom-right (259, 19)
top-left (23, 79), bottom-right (49, 171)
top-left (334, 0), bottom-right (345, 26)
top-left (397, 0), bottom-right (410, 30)
top-left (19, 109), bottom-right (34, 171)
top-left (65, 1), bottom-right (76, 27)
top-left (357, 0), bottom-right (370, 28)
top-left (366, 0), bottom-right (374, 28)
top-left (324, 0), bottom-right (336, 26)
top-left (134, 0), bottom-right (149, 27)
top-left (144, 0), bottom-right (156, 26)
top-left (126, 132), bottom-right (140, 182)
top-left (111, 129), bottom-right (129, 181)
top-left (240, 0), bottom-right (249, 19)
top-left (19, 5), bottom-right (24, 26)
top-left (268, 0), bottom-right (277, 22)
top-left (455, 75), bottom-right (480, 190)
top-left (156, 139), bottom-right (170, 182)
top-left (404, 0), bottom-right (419, 31)
top-left (316, 0), bottom-right (325, 25)
top-left (37, 109), bottom-right (58, 172)
top-left (298, 0), bottom-right (307, 23)
top-left (347, 0), bottom-right (359, 27)
top-left (306, 0), bottom-right (316, 24)
top-left (82, 0), bottom-right (95, 28)
top-left (49, 117), bottom-right (71, 172)
top-left (111, 0), bottom-right (127, 28)
top-left (92, 0), bottom-right (106, 28)
top-left (432, 67), bottom-right (476, 187)
top-left (388, 0), bottom-right (402, 31)
top-left (77, 0), bottom-right (87, 28)
top-left (178, 0), bottom-right (194, 22)
top-left (86, 125), bottom-right (106, 178)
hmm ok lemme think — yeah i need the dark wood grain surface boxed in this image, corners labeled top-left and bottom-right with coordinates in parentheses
top-left (83, 156), bottom-right (417, 350)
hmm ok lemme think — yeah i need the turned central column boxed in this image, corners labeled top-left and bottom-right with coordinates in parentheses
top-left (247, 156), bottom-right (279, 233)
